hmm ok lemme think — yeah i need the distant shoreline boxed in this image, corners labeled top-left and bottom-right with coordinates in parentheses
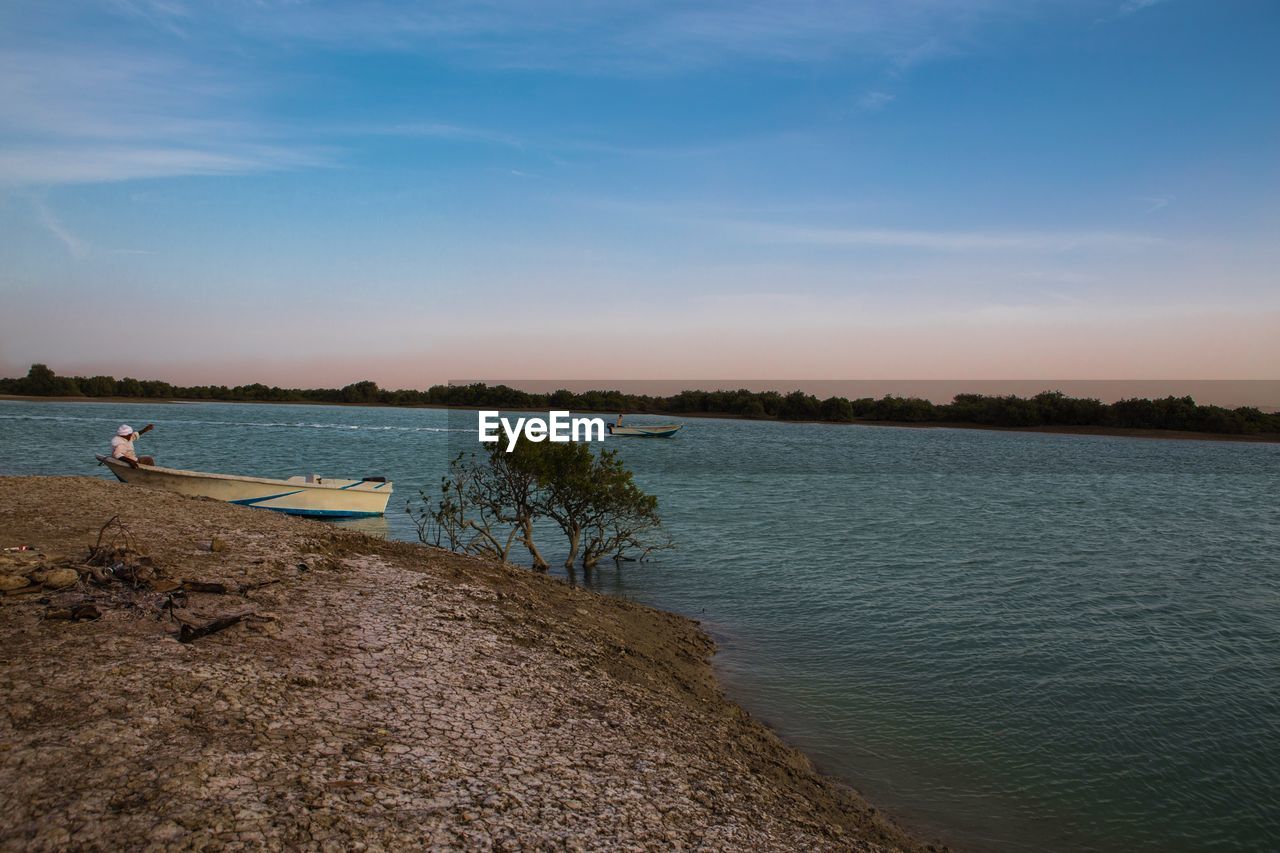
top-left (673, 410), bottom-right (1280, 444)
top-left (5, 393), bottom-right (1278, 444)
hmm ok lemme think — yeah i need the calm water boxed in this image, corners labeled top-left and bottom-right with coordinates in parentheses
top-left (3, 399), bottom-right (1279, 852)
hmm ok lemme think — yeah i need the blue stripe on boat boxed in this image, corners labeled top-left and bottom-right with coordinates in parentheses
top-left (249, 506), bottom-right (385, 518)
top-left (229, 490), bottom-right (304, 506)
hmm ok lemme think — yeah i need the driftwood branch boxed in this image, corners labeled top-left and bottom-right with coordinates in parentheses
top-left (181, 579), bottom-right (280, 595)
top-left (89, 515), bottom-right (136, 563)
top-left (183, 580), bottom-right (230, 594)
top-left (174, 610), bottom-right (254, 643)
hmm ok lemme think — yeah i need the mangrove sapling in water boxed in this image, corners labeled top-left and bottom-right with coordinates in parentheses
top-left (408, 440), bottom-right (670, 570)
top-left (490, 444), bottom-right (550, 570)
top-left (525, 441), bottom-right (669, 569)
top-left (409, 449), bottom-right (543, 567)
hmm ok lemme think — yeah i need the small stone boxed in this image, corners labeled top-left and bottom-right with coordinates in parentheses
top-left (210, 538), bottom-right (227, 553)
top-left (42, 567), bottom-right (80, 589)
top-left (247, 620), bottom-right (280, 637)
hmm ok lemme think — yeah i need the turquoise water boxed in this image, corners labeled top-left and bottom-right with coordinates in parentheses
top-left (3, 399), bottom-right (1278, 852)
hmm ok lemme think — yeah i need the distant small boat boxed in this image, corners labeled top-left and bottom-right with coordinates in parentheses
top-left (95, 456), bottom-right (393, 518)
top-left (606, 423), bottom-right (683, 438)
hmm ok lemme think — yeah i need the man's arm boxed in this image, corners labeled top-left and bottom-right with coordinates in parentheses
top-left (139, 423), bottom-right (155, 435)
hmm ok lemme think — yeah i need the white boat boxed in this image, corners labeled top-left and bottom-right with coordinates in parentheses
top-left (606, 423), bottom-right (683, 438)
top-left (96, 456), bottom-right (393, 518)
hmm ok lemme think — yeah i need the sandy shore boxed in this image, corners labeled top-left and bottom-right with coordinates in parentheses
top-left (0, 477), bottom-right (931, 851)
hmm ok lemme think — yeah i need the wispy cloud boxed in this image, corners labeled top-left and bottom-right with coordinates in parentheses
top-left (1095, 0), bottom-right (1174, 24)
top-left (1137, 195), bottom-right (1174, 213)
top-left (27, 192), bottom-right (155, 257)
top-left (1116, 0), bottom-right (1171, 16)
top-left (729, 222), bottom-right (1166, 252)
top-left (859, 91), bottom-right (897, 111)
top-left (0, 48), bottom-right (233, 141)
top-left (0, 31), bottom-right (326, 185)
top-left (0, 145), bottom-right (328, 186)
top-left (1017, 270), bottom-right (1099, 286)
top-left (161, 0), bottom-right (1025, 75)
top-left (332, 118), bottom-right (780, 165)
top-left (107, 0), bottom-right (193, 38)
top-left (338, 121), bottom-right (525, 148)
top-left (0, 1), bottom-right (1056, 185)
top-left (31, 196), bottom-right (86, 257)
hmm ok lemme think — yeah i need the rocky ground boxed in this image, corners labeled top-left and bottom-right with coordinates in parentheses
top-left (0, 476), bottom-right (932, 851)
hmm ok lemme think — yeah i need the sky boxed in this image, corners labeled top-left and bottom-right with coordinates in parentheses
top-left (0, 0), bottom-right (1277, 388)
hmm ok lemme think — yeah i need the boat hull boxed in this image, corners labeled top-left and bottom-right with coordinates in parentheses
top-left (607, 424), bottom-right (683, 437)
top-left (96, 456), bottom-right (392, 518)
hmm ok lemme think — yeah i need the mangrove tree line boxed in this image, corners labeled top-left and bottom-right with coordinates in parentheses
top-left (4, 364), bottom-right (1277, 436)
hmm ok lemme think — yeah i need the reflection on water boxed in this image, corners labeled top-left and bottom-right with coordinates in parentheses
top-left (331, 514), bottom-right (392, 539)
top-left (3, 399), bottom-right (1279, 852)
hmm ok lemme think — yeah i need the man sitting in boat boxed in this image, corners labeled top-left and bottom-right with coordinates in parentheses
top-left (111, 423), bottom-right (156, 469)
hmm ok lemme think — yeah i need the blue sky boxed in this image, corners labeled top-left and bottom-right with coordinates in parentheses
top-left (1, 0), bottom-right (1277, 386)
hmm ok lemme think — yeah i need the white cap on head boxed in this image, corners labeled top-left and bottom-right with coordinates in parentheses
top-left (117, 424), bottom-right (135, 437)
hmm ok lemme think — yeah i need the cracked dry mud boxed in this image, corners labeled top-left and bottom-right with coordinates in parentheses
top-left (0, 476), bottom-right (928, 851)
